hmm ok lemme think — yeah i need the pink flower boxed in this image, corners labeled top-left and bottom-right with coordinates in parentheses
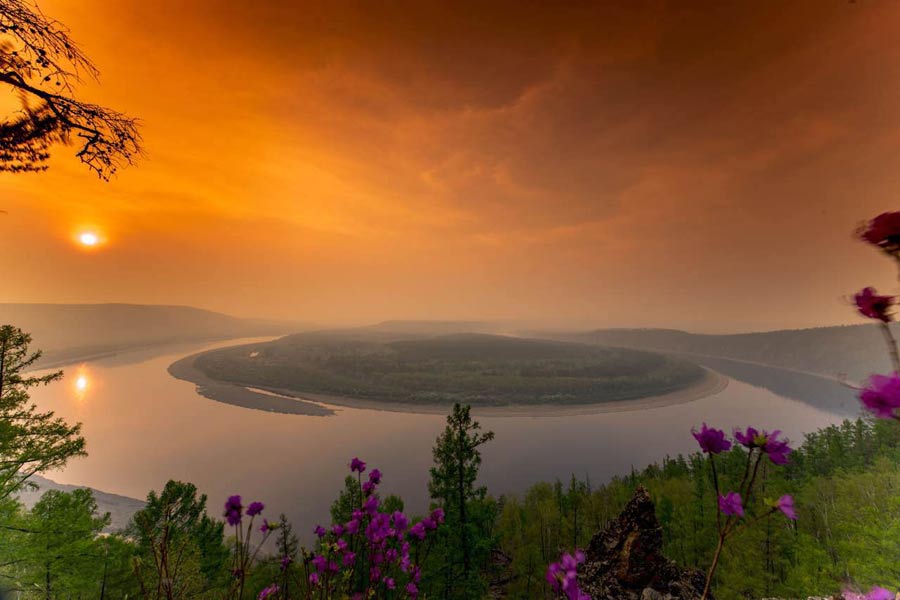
top-left (855, 287), bottom-right (895, 322)
top-left (865, 587), bottom-right (895, 600)
top-left (845, 587), bottom-right (896, 600)
top-left (257, 584), bottom-right (278, 600)
top-left (718, 492), bottom-right (744, 517)
top-left (776, 495), bottom-right (797, 520)
top-left (859, 373), bottom-right (900, 419)
top-left (546, 550), bottom-right (590, 600)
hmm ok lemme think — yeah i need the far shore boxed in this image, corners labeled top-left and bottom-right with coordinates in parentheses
top-left (32, 335), bottom-right (284, 372)
top-left (168, 345), bottom-right (729, 417)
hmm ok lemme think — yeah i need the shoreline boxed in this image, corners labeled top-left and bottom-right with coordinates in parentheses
top-left (168, 346), bottom-right (729, 417)
top-left (31, 335), bottom-right (287, 371)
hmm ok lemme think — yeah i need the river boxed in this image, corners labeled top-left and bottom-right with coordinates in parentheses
top-left (26, 338), bottom-right (859, 540)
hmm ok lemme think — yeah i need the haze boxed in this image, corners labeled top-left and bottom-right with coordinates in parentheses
top-left (0, 0), bottom-right (897, 332)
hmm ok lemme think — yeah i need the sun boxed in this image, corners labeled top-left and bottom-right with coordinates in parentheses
top-left (79, 232), bottom-right (99, 246)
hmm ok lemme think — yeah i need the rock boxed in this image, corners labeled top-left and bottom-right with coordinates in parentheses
top-left (579, 486), bottom-right (709, 600)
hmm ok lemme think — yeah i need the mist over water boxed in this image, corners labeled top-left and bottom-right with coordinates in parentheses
top-left (27, 338), bottom-right (850, 541)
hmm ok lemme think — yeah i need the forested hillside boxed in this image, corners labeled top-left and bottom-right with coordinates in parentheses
top-left (493, 417), bottom-right (900, 599)
top-left (558, 324), bottom-right (897, 382)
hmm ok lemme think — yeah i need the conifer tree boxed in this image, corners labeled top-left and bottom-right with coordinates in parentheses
top-left (0, 325), bottom-right (85, 503)
top-left (426, 403), bottom-right (495, 599)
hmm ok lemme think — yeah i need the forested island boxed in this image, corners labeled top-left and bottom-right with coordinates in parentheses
top-left (180, 332), bottom-right (708, 408)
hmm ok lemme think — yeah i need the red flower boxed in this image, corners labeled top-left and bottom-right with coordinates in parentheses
top-left (859, 211), bottom-right (900, 255)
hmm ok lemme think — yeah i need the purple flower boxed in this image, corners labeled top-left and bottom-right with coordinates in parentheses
top-left (718, 492), bottom-right (744, 517)
top-left (408, 521), bottom-right (426, 541)
top-left (546, 550), bottom-right (590, 600)
top-left (860, 373), bottom-right (900, 419)
top-left (859, 211), bottom-right (900, 255)
top-left (762, 430), bottom-right (792, 465)
top-left (362, 481), bottom-right (376, 496)
top-left (257, 584), bottom-right (279, 600)
top-left (430, 507), bottom-right (445, 525)
top-left (308, 572), bottom-right (319, 586)
top-left (855, 287), bottom-right (895, 322)
top-left (692, 423), bottom-right (732, 454)
top-left (259, 518), bottom-right (275, 533)
top-left (350, 457), bottom-right (367, 473)
top-left (342, 551), bottom-right (356, 567)
top-left (314, 525), bottom-right (327, 539)
top-left (246, 501), bottom-right (264, 517)
top-left (383, 577), bottom-right (396, 590)
top-left (345, 518), bottom-right (360, 535)
top-left (368, 468), bottom-right (382, 484)
top-left (363, 495), bottom-right (379, 515)
top-left (224, 495), bottom-right (243, 526)
top-left (393, 511), bottom-right (409, 532)
top-left (736, 428), bottom-right (791, 463)
top-left (406, 582), bottom-right (419, 598)
top-left (312, 554), bottom-right (328, 573)
top-left (332, 523), bottom-right (344, 537)
top-left (279, 554), bottom-right (292, 572)
top-left (733, 426), bottom-right (761, 448)
top-left (776, 494), bottom-right (797, 520)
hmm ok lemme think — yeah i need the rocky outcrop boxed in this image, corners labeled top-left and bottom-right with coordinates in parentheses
top-left (579, 486), bottom-right (708, 600)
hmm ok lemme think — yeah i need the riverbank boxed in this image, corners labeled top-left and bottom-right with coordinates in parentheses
top-left (168, 344), bottom-right (728, 417)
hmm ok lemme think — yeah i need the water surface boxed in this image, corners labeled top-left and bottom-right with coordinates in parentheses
top-left (28, 339), bottom-right (854, 540)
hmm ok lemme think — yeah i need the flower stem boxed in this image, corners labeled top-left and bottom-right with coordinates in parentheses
top-left (701, 533), bottom-right (725, 600)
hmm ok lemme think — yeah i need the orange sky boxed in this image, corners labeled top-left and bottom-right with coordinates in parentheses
top-left (0, 0), bottom-right (898, 332)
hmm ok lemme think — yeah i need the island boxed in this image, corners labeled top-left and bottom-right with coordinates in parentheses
top-left (169, 332), bottom-right (722, 415)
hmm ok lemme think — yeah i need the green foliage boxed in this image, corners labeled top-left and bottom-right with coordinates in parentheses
top-left (129, 480), bottom-right (228, 600)
top-left (492, 417), bottom-right (900, 599)
top-left (0, 325), bottom-right (85, 503)
top-left (424, 403), bottom-right (497, 599)
top-left (18, 489), bottom-right (110, 598)
top-left (0, 488), bottom-right (138, 599)
top-left (193, 333), bottom-right (705, 406)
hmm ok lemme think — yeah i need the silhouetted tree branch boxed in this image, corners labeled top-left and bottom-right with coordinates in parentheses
top-left (0, 0), bottom-right (141, 179)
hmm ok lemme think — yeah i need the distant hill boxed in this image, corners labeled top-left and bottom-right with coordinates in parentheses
top-left (554, 324), bottom-right (898, 382)
top-left (16, 475), bottom-right (144, 533)
top-left (358, 320), bottom-right (516, 335)
top-left (0, 303), bottom-right (303, 366)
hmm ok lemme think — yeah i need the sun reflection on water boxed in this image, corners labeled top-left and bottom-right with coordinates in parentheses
top-left (73, 369), bottom-right (90, 399)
